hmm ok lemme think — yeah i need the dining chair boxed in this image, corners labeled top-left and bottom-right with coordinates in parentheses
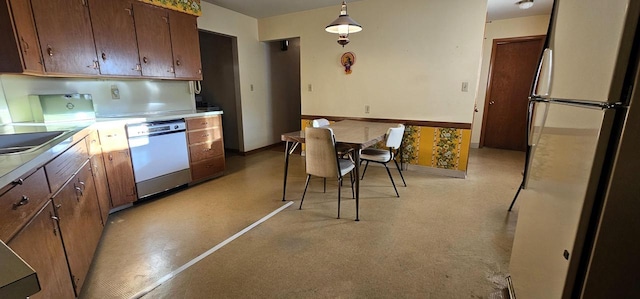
top-left (299, 127), bottom-right (355, 219)
top-left (360, 124), bottom-right (407, 197)
top-left (311, 118), bottom-right (354, 192)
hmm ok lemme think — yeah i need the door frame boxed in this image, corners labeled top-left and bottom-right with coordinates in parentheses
top-left (480, 35), bottom-right (546, 148)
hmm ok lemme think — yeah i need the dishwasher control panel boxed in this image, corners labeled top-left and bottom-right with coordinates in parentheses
top-left (126, 119), bottom-right (186, 137)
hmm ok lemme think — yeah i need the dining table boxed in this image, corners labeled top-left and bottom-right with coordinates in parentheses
top-left (280, 120), bottom-right (401, 221)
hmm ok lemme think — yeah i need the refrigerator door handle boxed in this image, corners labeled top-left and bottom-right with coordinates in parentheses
top-left (529, 101), bottom-right (550, 147)
top-left (533, 48), bottom-right (553, 97)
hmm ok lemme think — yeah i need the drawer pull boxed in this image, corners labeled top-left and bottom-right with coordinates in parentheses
top-left (203, 148), bottom-right (211, 152)
top-left (12, 195), bottom-right (30, 209)
top-left (75, 186), bottom-right (84, 196)
top-left (202, 134), bottom-right (209, 137)
top-left (202, 122), bottom-right (208, 125)
top-left (12, 178), bottom-right (24, 185)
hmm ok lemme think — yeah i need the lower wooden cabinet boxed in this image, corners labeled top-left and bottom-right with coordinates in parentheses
top-left (99, 127), bottom-right (137, 208)
top-left (8, 200), bottom-right (75, 299)
top-left (186, 115), bottom-right (225, 183)
top-left (52, 161), bottom-right (103, 295)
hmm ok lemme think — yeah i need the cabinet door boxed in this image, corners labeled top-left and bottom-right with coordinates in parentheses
top-left (133, 2), bottom-right (174, 78)
top-left (7, 0), bottom-right (43, 73)
top-left (169, 10), bottom-right (202, 79)
top-left (103, 150), bottom-right (137, 207)
top-left (88, 0), bottom-right (141, 76)
top-left (53, 162), bottom-right (103, 295)
top-left (91, 154), bottom-right (111, 224)
top-left (8, 201), bottom-right (75, 299)
top-left (30, 0), bottom-right (99, 75)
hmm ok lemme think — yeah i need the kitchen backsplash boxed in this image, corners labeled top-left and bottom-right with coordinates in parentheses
top-left (0, 74), bottom-right (196, 123)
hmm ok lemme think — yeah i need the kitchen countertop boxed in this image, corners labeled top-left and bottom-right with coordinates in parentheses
top-left (0, 110), bottom-right (223, 188)
top-left (0, 240), bottom-right (39, 298)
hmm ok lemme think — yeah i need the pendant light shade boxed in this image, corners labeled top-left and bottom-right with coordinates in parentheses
top-left (325, 1), bottom-right (362, 46)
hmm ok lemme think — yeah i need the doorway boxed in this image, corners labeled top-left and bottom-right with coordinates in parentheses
top-left (481, 36), bottom-right (545, 151)
top-left (267, 38), bottom-right (301, 139)
top-left (198, 30), bottom-right (242, 152)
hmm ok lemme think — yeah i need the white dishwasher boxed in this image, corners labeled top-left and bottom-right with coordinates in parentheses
top-left (126, 119), bottom-right (191, 199)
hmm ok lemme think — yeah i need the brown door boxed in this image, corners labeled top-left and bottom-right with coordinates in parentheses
top-left (481, 36), bottom-right (545, 151)
top-left (30, 0), bottom-right (99, 75)
top-left (8, 0), bottom-right (44, 74)
top-left (169, 10), bottom-right (202, 79)
top-left (133, 2), bottom-right (174, 77)
top-left (88, 0), bottom-right (142, 76)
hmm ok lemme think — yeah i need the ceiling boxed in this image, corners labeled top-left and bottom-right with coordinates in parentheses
top-left (201, 0), bottom-right (553, 21)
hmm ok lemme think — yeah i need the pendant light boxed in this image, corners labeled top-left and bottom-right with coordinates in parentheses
top-left (325, 1), bottom-right (362, 47)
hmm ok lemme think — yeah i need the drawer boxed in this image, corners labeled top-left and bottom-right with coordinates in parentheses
top-left (98, 126), bottom-right (128, 153)
top-left (190, 156), bottom-right (225, 182)
top-left (45, 139), bottom-right (89, 192)
top-left (186, 115), bottom-right (221, 131)
top-left (189, 140), bottom-right (223, 163)
top-left (187, 127), bottom-right (222, 145)
top-left (0, 168), bottom-right (50, 241)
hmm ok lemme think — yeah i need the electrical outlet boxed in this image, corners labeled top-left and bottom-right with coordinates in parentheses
top-left (365, 105), bottom-right (370, 114)
top-left (110, 85), bottom-right (120, 99)
top-left (461, 81), bottom-right (469, 92)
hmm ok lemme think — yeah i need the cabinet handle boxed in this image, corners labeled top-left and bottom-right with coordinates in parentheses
top-left (88, 61), bottom-right (99, 69)
top-left (12, 178), bottom-right (24, 185)
top-left (162, 16), bottom-right (169, 23)
top-left (198, 68), bottom-right (202, 75)
top-left (102, 52), bottom-right (107, 60)
top-left (169, 66), bottom-right (175, 73)
top-left (47, 46), bottom-right (53, 57)
top-left (176, 59), bottom-right (181, 66)
top-left (125, 7), bottom-right (133, 16)
top-left (50, 212), bottom-right (59, 236)
top-left (12, 195), bottom-right (29, 209)
top-left (133, 64), bottom-right (141, 71)
top-left (203, 148), bottom-right (211, 152)
top-left (202, 122), bottom-right (208, 125)
top-left (108, 154), bottom-right (114, 161)
top-left (20, 37), bottom-right (29, 52)
top-left (202, 134), bottom-right (209, 137)
top-left (143, 57), bottom-right (149, 64)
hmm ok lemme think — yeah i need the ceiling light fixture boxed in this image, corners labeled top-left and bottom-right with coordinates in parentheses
top-left (325, 1), bottom-right (362, 47)
top-left (517, 0), bottom-right (534, 10)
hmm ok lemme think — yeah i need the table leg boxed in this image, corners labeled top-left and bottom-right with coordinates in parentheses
top-left (282, 141), bottom-right (300, 201)
top-left (282, 141), bottom-right (292, 201)
top-left (354, 147), bottom-right (360, 221)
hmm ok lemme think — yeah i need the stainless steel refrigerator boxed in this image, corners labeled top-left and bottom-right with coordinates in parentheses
top-left (507, 0), bottom-right (640, 298)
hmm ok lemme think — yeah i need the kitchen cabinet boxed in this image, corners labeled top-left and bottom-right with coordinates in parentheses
top-left (7, 200), bottom-right (75, 299)
top-left (0, 0), bottom-right (43, 74)
top-left (44, 137), bottom-right (89, 193)
top-left (52, 161), bottom-right (103, 295)
top-left (87, 131), bottom-right (111, 224)
top-left (133, 2), bottom-right (174, 78)
top-left (30, 0), bottom-right (99, 75)
top-left (98, 127), bottom-right (137, 207)
top-left (186, 115), bottom-right (225, 182)
top-left (169, 10), bottom-right (202, 80)
top-left (0, 168), bottom-right (50, 242)
top-left (88, 0), bottom-right (141, 76)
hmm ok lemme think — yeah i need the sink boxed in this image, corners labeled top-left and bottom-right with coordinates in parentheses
top-left (0, 131), bottom-right (67, 155)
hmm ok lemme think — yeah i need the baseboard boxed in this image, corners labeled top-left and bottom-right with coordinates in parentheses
top-left (471, 142), bottom-right (480, 149)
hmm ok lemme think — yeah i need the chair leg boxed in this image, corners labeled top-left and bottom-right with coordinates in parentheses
top-left (393, 159), bottom-right (407, 187)
top-left (337, 178), bottom-right (342, 219)
top-left (361, 161), bottom-right (370, 180)
top-left (384, 163), bottom-right (400, 197)
top-left (349, 172), bottom-right (355, 199)
top-left (324, 178), bottom-right (326, 192)
top-left (299, 175), bottom-right (311, 209)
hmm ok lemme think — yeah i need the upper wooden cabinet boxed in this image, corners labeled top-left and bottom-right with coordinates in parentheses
top-left (0, 0), bottom-right (202, 80)
top-left (2, 0), bottom-right (44, 74)
top-left (134, 2), bottom-right (175, 78)
top-left (170, 10), bottom-right (202, 80)
top-left (88, 0), bottom-right (141, 76)
top-left (30, 0), bottom-right (99, 75)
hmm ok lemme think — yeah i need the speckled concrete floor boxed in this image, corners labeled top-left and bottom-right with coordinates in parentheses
top-left (80, 148), bottom-right (524, 299)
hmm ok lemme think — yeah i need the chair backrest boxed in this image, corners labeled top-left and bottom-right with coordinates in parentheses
top-left (385, 124), bottom-right (405, 149)
top-left (304, 127), bottom-right (339, 179)
top-left (312, 118), bottom-right (330, 127)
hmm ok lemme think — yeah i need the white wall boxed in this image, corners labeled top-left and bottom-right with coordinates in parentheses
top-left (471, 15), bottom-right (551, 147)
top-left (259, 0), bottom-right (487, 124)
top-left (0, 75), bottom-right (194, 122)
top-left (198, 2), bottom-right (271, 152)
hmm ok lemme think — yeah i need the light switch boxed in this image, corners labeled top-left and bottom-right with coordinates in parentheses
top-left (111, 85), bottom-right (120, 99)
top-left (461, 82), bottom-right (469, 92)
